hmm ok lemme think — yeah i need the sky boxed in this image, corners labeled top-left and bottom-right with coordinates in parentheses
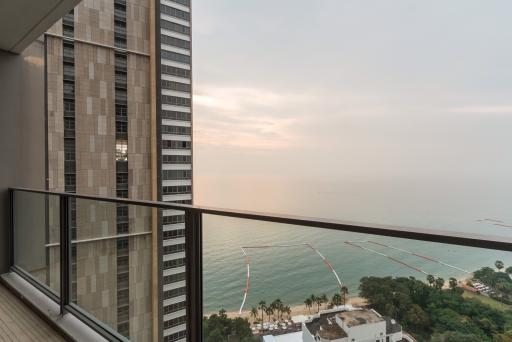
top-left (191, 1), bottom-right (512, 213)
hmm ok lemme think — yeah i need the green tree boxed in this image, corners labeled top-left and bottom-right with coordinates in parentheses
top-left (320, 294), bottom-right (328, 309)
top-left (331, 293), bottom-right (342, 307)
top-left (304, 298), bottom-right (313, 313)
top-left (505, 266), bottom-right (512, 275)
top-left (341, 286), bottom-right (349, 305)
top-left (496, 260), bottom-right (505, 271)
top-left (448, 278), bottom-right (458, 291)
top-left (427, 274), bottom-right (435, 287)
top-left (249, 307), bottom-right (258, 323)
top-left (258, 300), bottom-right (266, 323)
top-left (314, 295), bottom-right (323, 313)
top-left (431, 331), bottom-right (482, 342)
top-left (435, 277), bottom-right (445, 290)
top-left (283, 305), bottom-right (291, 319)
top-left (203, 310), bottom-right (254, 341)
top-left (265, 306), bottom-right (274, 321)
top-left (403, 304), bottom-right (429, 330)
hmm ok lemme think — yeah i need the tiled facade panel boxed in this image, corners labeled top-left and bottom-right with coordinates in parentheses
top-left (75, 238), bottom-right (118, 327)
top-left (129, 231), bottom-right (152, 340)
top-left (75, 0), bottom-right (114, 45)
top-left (127, 0), bottom-right (150, 54)
top-left (46, 36), bottom-right (65, 192)
top-left (47, 18), bottom-right (63, 36)
top-left (128, 53), bottom-right (151, 201)
top-left (74, 43), bottom-right (116, 197)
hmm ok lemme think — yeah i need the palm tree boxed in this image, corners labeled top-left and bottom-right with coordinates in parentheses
top-left (284, 305), bottom-right (291, 319)
top-left (314, 296), bottom-right (323, 313)
top-left (250, 307), bottom-right (258, 323)
top-left (506, 266), bottom-right (512, 275)
top-left (272, 299), bottom-right (283, 320)
top-left (258, 300), bottom-right (266, 323)
top-left (448, 277), bottom-right (458, 291)
top-left (265, 306), bottom-right (274, 321)
top-left (341, 286), bottom-right (349, 305)
top-left (320, 294), bottom-right (328, 309)
top-left (304, 298), bottom-right (313, 313)
top-left (435, 277), bottom-right (445, 290)
top-left (331, 293), bottom-right (342, 307)
top-left (427, 274), bottom-right (435, 287)
top-left (496, 260), bottom-right (504, 271)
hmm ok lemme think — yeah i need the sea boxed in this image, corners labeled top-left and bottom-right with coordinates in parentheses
top-left (198, 177), bottom-right (512, 314)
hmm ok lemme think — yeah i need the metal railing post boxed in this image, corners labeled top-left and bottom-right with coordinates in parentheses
top-left (59, 195), bottom-right (71, 315)
top-left (185, 209), bottom-right (203, 341)
top-left (8, 188), bottom-right (14, 269)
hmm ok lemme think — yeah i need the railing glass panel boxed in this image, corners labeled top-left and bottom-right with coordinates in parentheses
top-left (12, 191), bottom-right (61, 295)
top-left (202, 214), bottom-right (512, 341)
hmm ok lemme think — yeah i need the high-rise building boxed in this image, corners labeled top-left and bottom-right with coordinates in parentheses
top-left (44, 0), bottom-right (192, 340)
top-left (157, 1), bottom-right (192, 341)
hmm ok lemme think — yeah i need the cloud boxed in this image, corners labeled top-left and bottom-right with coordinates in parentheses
top-left (448, 106), bottom-right (512, 114)
top-left (193, 85), bottom-right (312, 149)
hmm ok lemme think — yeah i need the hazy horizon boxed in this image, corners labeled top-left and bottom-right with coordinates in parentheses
top-left (191, 1), bottom-right (512, 221)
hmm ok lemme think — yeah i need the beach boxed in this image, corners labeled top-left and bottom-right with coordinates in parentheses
top-left (206, 296), bottom-right (368, 320)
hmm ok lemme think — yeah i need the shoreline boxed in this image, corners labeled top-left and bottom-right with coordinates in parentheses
top-left (205, 275), bottom-right (474, 321)
top-left (205, 296), bottom-right (368, 320)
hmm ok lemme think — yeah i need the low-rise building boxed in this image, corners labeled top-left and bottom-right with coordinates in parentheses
top-left (302, 308), bottom-right (402, 342)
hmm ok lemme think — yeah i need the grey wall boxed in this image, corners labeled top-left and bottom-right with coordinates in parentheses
top-left (0, 38), bottom-right (46, 273)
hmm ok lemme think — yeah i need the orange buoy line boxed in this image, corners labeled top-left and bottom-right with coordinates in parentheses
top-left (365, 241), bottom-right (470, 274)
top-left (238, 243), bottom-right (343, 314)
top-left (344, 241), bottom-right (431, 276)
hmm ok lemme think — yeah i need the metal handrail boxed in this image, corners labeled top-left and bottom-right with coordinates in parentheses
top-left (8, 186), bottom-right (512, 342)
top-left (10, 186), bottom-right (512, 251)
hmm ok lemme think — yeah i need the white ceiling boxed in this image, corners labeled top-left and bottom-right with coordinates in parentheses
top-left (0, 0), bottom-right (81, 54)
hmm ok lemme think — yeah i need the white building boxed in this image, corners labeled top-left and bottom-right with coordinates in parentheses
top-left (301, 308), bottom-right (402, 342)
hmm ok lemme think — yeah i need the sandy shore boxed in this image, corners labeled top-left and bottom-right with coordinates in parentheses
top-left (206, 296), bottom-right (368, 320)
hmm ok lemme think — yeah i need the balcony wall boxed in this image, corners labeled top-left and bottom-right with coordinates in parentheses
top-left (0, 39), bottom-right (46, 273)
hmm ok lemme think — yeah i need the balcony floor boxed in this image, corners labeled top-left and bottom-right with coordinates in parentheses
top-left (0, 283), bottom-right (65, 341)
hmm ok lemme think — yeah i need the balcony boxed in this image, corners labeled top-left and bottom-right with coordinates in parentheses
top-left (1, 187), bottom-right (511, 341)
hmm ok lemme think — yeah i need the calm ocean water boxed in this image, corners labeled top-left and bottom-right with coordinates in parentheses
top-left (199, 178), bottom-right (512, 313)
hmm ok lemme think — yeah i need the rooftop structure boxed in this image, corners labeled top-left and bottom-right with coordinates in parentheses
top-left (303, 308), bottom-right (402, 342)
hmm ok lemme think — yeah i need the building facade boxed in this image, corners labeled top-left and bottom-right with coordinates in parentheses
top-left (158, 1), bottom-right (192, 341)
top-left (44, 0), bottom-right (192, 341)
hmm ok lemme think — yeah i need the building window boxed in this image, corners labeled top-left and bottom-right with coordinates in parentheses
top-left (163, 229), bottom-right (185, 239)
top-left (162, 185), bottom-right (191, 195)
top-left (163, 272), bottom-right (186, 284)
top-left (162, 110), bottom-right (190, 121)
top-left (163, 243), bottom-right (185, 254)
top-left (162, 140), bottom-right (191, 149)
top-left (162, 170), bottom-right (192, 180)
top-left (163, 215), bottom-right (185, 225)
top-left (161, 50), bottom-right (190, 65)
top-left (163, 331), bottom-right (186, 342)
top-left (160, 19), bottom-right (190, 35)
top-left (163, 258), bottom-right (185, 270)
top-left (163, 316), bottom-right (186, 329)
top-left (161, 80), bottom-right (190, 93)
top-left (162, 155), bottom-right (191, 164)
top-left (163, 286), bottom-right (186, 299)
top-left (161, 65), bottom-right (190, 78)
top-left (116, 121), bottom-right (128, 139)
top-left (116, 140), bottom-right (128, 161)
top-left (160, 4), bottom-right (190, 21)
top-left (161, 34), bottom-right (190, 50)
top-left (163, 301), bottom-right (186, 314)
top-left (162, 125), bottom-right (191, 135)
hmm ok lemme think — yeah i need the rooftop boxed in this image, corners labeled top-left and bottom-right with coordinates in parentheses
top-left (338, 309), bottom-right (384, 328)
top-left (305, 311), bottom-right (348, 340)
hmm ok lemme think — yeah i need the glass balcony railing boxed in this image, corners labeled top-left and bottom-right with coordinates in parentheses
top-left (7, 187), bottom-right (512, 342)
